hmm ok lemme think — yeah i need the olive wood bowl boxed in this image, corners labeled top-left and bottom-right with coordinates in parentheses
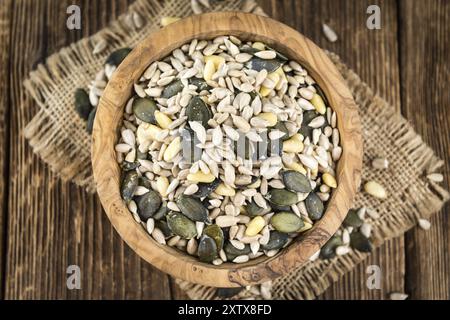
top-left (92, 12), bottom-right (363, 288)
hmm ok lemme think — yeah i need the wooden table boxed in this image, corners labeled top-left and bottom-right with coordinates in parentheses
top-left (0, 0), bottom-right (448, 300)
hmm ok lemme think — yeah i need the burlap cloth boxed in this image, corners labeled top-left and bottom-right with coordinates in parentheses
top-left (23, 0), bottom-right (449, 300)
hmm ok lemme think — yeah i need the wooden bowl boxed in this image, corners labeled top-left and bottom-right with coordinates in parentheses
top-left (92, 12), bottom-right (363, 288)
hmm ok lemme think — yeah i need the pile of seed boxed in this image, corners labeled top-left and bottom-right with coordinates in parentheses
top-left (116, 35), bottom-right (342, 265)
top-left (311, 207), bottom-right (375, 261)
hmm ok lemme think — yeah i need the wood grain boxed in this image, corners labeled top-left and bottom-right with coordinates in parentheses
top-left (0, 0), bottom-right (13, 300)
top-left (4, 0), bottom-right (171, 299)
top-left (399, 0), bottom-right (450, 300)
top-left (93, 11), bottom-right (362, 288)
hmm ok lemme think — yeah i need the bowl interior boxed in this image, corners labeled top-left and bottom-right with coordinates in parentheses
top-left (92, 12), bottom-right (363, 287)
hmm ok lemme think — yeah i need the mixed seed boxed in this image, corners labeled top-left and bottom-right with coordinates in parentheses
top-left (116, 35), bottom-right (342, 265)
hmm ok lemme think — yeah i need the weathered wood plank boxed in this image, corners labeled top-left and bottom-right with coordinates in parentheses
top-left (258, 0), bottom-right (403, 299)
top-left (0, 0), bottom-right (13, 300)
top-left (5, 0), bottom-right (171, 299)
top-left (399, 0), bottom-right (450, 300)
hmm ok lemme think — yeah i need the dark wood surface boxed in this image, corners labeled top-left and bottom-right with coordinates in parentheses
top-left (0, 0), bottom-right (448, 299)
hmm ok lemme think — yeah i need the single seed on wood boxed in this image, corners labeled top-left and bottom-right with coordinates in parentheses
top-left (418, 218), bottom-right (431, 230)
top-left (426, 173), bottom-right (444, 183)
top-left (322, 23), bottom-right (338, 42)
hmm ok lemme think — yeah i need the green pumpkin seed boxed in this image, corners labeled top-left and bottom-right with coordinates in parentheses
top-left (156, 220), bottom-right (173, 238)
top-left (246, 57), bottom-right (282, 73)
top-left (138, 176), bottom-right (152, 189)
top-left (239, 46), bottom-right (260, 55)
top-left (176, 195), bottom-right (209, 222)
top-left (121, 161), bottom-right (139, 171)
top-left (273, 121), bottom-right (290, 141)
top-left (269, 203), bottom-right (292, 212)
top-left (106, 48), bottom-right (132, 67)
top-left (320, 235), bottom-right (342, 259)
top-left (135, 189), bottom-right (162, 220)
top-left (74, 88), bottom-right (92, 120)
top-left (224, 241), bottom-right (251, 260)
top-left (305, 192), bottom-right (324, 221)
top-left (203, 224), bottom-right (224, 251)
top-left (216, 288), bottom-right (244, 298)
top-left (153, 202), bottom-right (168, 220)
top-left (245, 201), bottom-right (265, 217)
top-left (189, 78), bottom-right (209, 91)
top-left (162, 79), bottom-right (184, 99)
top-left (86, 107), bottom-right (97, 134)
top-left (186, 96), bottom-right (212, 127)
top-left (343, 209), bottom-right (363, 228)
top-left (261, 231), bottom-right (289, 250)
top-left (136, 149), bottom-right (148, 160)
top-left (198, 235), bottom-right (218, 263)
top-left (298, 110), bottom-right (317, 138)
top-left (121, 171), bottom-right (138, 202)
top-left (350, 232), bottom-right (372, 253)
top-left (132, 97), bottom-right (157, 124)
top-left (270, 212), bottom-right (304, 233)
top-left (167, 212), bottom-right (197, 239)
top-left (282, 170), bottom-right (312, 193)
top-left (266, 189), bottom-right (298, 206)
top-left (193, 179), bottom-right (220, 198)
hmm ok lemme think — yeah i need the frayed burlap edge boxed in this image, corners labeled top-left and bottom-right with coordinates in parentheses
top-left (176, 52), bottom-right (450, 300)
top-left (23, 0), bottom-right (255, 192)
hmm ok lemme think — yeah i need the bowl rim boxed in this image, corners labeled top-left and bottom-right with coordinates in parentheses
top-left (92, 11), bottom-right (363, 288)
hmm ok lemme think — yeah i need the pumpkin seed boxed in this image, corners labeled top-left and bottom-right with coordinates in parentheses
top-left (203, 224), bottom-right (224, 251)
top-left (189, 78), bottom-right (209, 91)
top-left (198, 235), bottom-right (218, 263)
top-left (266, 189), bottom-right (298, 206)
top-left (121, 171), bottom-right (138, 202)
top-left (245, 201), bottom-right (265, 217)
top-left (320, 235), bottom-right (342, 259)
top-left (167, 212), bottom-right (197, 239)
top-left (350, 232), bottom-right (372, 252)
top-left (74, 88), bottom-right (92, 120)
top-left (86, 107), bottom-right (97, 134)
top-left (177, 195), bottom-right (209, 222)
top-left (298, 110), bottom-right (317, 138)
top-left (343, 209), bottom-right (363, 228)
top-left (132, 98), bottom-right (157, 124)
top-left (305, 192), bottom-right (324, 221)
top-left (281, 170), bottom-right (312, 193)
top-left (193, 179), bottom-right (220, 198)
top-left (216, 288), bottom-right (244, 298)
top-left (161, 79), bottom-right (184, 99)
top-left (135, 190), bottom-right (162, 220)
top-left (153, 202), bottom-right (168, 220)
top-left (156, 219), bottom-right (173, 238)
top-left (246, 57), bottom-right (282, 73)
top-left (270, 212), bottom-right (304, 233)
top-left (121, 161), bottom-right (139, 171)
top-left (105, 48), bottom-right (132, 67)
top-left (186, 96), bottom-right (212, 127)
top-left (224, 241), bottom-right (251, 260)
top-left (261, 231), bottom-right (288, 250)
